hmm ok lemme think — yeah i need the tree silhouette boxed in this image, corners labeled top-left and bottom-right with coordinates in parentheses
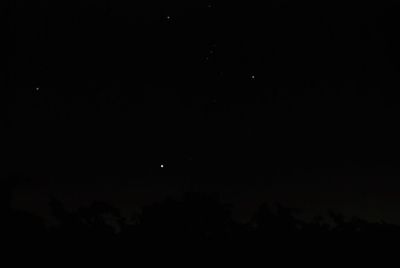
top-left (1, 181), bottom-right (400, 259)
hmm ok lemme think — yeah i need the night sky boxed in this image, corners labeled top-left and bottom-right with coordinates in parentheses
top-left (4, 0), bottom-right (400, 222)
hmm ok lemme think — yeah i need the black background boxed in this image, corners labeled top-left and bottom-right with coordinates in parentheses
top-left (4, 0), bottom-right (400, 222)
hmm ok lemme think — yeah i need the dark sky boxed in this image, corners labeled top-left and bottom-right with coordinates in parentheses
top-left (5, 0), bottom-right (400, 222)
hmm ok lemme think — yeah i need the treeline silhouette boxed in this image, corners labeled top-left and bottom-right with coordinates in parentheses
top-left (2, 177), bottom-right (400, 256)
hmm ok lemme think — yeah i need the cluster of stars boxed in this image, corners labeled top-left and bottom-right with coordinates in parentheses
top-left (205, 44), bottom-right (216, 62)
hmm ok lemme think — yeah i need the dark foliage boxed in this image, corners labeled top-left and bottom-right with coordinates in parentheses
top-left (1, 177), bottom-right (399, 263)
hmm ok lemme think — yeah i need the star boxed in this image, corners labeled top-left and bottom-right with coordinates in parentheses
top-left (161, 164), bottom-right (164, 168)
top-left (35, 87), bottom-right (40, 91)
